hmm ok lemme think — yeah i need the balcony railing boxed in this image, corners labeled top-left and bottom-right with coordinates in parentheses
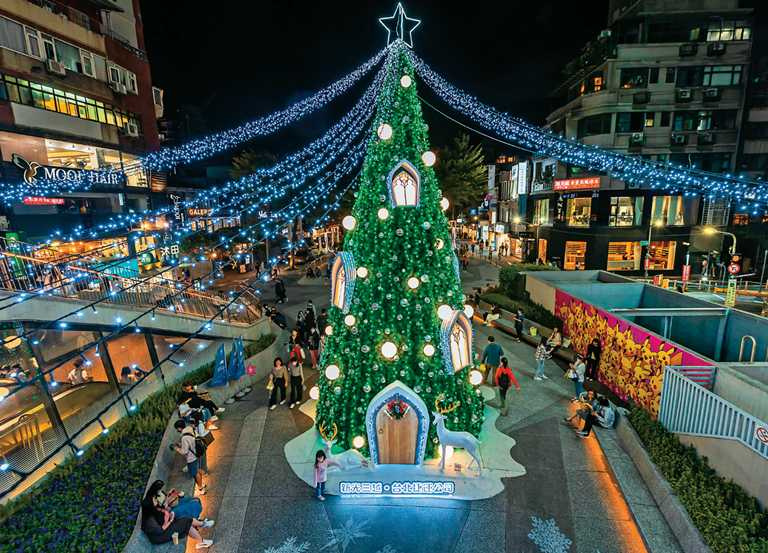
top-left (26, 0), bottom-right (103, 33)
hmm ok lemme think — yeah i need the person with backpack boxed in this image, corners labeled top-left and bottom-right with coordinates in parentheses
top-left (307, 326), bottom-right (321, 369)
top-left (173, 420), bottom-right (207, 495)
top-left (482, 335), bottom-right (504, 385)
top-left (494, 357), bottom-right (520, 416)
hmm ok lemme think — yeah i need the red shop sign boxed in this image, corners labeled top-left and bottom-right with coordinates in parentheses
top-left (553, 177), bottom-right (601, 191)
top-left (22, 196), bottom-right (64, 205)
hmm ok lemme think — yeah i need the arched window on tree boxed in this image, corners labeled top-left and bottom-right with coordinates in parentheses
top-left (440, 311), bottom-right (473, 373)
top-left (388, 160), bottom-right (420, 207)
top-left (330, 252), bottom-right (356, 313)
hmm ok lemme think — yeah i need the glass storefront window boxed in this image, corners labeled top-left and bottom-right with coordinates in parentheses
top-left (651, 196), bottom-right (685, 226)
top-left (564, 241), bottom-right (587, 270)
top-left (538, 239), bottom-right (547, 264)
top-left (566, 197), bottom-right (592, 227)
top-left (607, 242), bottom-right (642, 271)
top-left (105, 333), bottom-right (153, 384)
top-left (533, 199), bottom-right (550, 225)
top-left (609, 197), bottom-right (644, 227)
top-left (648, 241), bottom-right (677, 270)
top-left (153, 335), bottom-right (215, 373)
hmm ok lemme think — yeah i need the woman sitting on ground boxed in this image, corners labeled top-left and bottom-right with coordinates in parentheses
top-left (141, 480), bottom-right (214, 549)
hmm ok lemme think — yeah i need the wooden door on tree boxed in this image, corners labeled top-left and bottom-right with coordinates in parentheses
top-left (375, 407), bottom-right (418, 464)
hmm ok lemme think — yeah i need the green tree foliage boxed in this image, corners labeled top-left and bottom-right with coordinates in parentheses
top-left (316, 46), bottom-right (484, 455)
top-left (434, 133), bottom-right (487, 214)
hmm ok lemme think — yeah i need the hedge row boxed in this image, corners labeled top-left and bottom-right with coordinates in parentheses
top-left (629, 408), bottom-right (768, 553)
top-left (0, 333), bottom-right (276, 553)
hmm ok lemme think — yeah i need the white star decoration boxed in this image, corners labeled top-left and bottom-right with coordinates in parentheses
top-left (379, 3), bottom-right (421, 47)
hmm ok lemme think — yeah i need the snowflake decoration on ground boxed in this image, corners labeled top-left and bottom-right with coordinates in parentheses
top-left (527, 516), bottom-right (572, 553)
top-left (263, 536), bottom-right (311, 553)
top-left (321, 517), bottom-right (371, 552)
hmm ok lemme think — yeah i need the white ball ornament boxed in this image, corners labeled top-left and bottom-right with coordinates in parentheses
top-left (400, 75), bottom-right (412, 88)
top-left (377, 123), bottom-right (393, 140)
top-left (435, 238), bottom-right (444, 250)
top-left (407, 276), bottom-right (420, 289)
top-left (464, 304), bottom-right (475, 318)
top-left (437, 304), bottom-right (453, 321)
top-left (423, 221), bottom-right (431, 230)
top-left (440, 197), bottom-right (450, 211)
top-left (325, 365), bottom-right (340, 381)
top-left (342, 215), bottom-right (357, 230)
top-left (377, 207), bottom-right (389, 220)
top-left (356, 267), bottom-right (368, 278)
top-left (421, 150), bottom-right (436, 167)
top-left (344, 314), bottom-right (356, 326)
top-left (324, 325), bottom-right (333, 336)
top-left (381, 341), bottom-right (398, 359)
top-left (352, 435), bottom-right (366, 449)
top-left (309, 386), bottom-right (320, 400)
top-left (469, 370), bottom-right (483, 386)
top-left (423, 343), bottom-right (436, 357)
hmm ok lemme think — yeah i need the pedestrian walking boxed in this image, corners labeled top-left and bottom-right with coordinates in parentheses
top-left (567, 354), bottom-right (587, 401)
top-left (308, 327), bottom-right (321, 369)
top-left (305, 300), bottom-right (317, 330)
top-left (495, 356), bottom-right (520, 416)
top-left (482, 335), bottom-right (504, 385)
top-left (585, 338), bottom-right (601, 381)
top-left (268, 357), bottom-right (288, 410)
top-left (288, 356), bottom-right (304, 409)
top-left (534, 336), bottom-right (552, 381)
top-left (274, 278), bottom-right (287, 304)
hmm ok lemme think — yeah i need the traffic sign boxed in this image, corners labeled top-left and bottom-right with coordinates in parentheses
top-left (640, 240), bottom-right (649, 246)
top-left (756, 426), bottom-right (768, 445)
top-left (728, 262), bottom-right (741, 275)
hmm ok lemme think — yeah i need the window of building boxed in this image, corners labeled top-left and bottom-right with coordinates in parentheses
top-left (620, 67), bottom-right (649, 88)
top-left (577, 113), bottom-right (612, 138)
top-left (609, 196), bottom-right (644, 227)
top-left (538, 239), bottom-right (547, 264)
top-left (533, 199), bottom-right (550, 225)
top-left (564, 241), bottom-right (587, 271)
top-left (647, 21), bottom-right (702, 43)
top-left (592, 74), bottom-right (604, 92)
top-left (388, 160), bottom-right (420, 207)
top-left (732, 213), bottom-right (749, 226)
top-left (740, 153), bottom-right (768, 173)
top-left (649, 67), bottom-right (660, 84)
top-left (676, 66), bottom-right (703, 87)
top-left (665, 67), bottom-right (677, 84)
top-left (703, 65), bottom-right (742, 86)
top-left (566, 197), bottom-right (592, 227)
top-left (669, 153), bottom-right (731, 173)
top-left (616, 112), bottom-right (652, 133)
top-left (0, 16), bottom-right (25, 54)
top-left (651, 196), bottom-right (685, 226)
top-left (80, 51), bottom-right (95, 78)
top-left (707, 20), bottom-right (751, 41)
top-left (54, 40), bottom-right (81, 73)
top-left (0, 73), bottom-right (141, 131)
top-left (24, 27), bottom-right (41, 59)
top-left (607, 242), bottom-right (642, 271)
top-left (660, 112), bottom-right (671, 127)
top-left (648, 241), bottom-right (677, 270)
top-left (744, 122), bottom-right (768, 140)
top-left (672, 110), bottom-right (736, 132)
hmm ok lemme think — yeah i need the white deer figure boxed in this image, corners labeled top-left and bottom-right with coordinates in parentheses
top-left (318, 422), bottom-right (369, 470)
top-left (432, 396), bottom-right (483, 473)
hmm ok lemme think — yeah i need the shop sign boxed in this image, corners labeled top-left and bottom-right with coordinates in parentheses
top-left (553, 177), bottom-right (601, 191)
top-left (682, 264), bottom-right (691, 283)
top-left (494, 224), bottom-right (506, 233)
top-left (22, 196), bottom-right (64, 205)
top-left (531, 180), bottom-right (553, 193)
top-left (517, 161), bottom-right (529, 196)
top-left (11, 154), bottom-right (125, 188)
top-left (188, 208), bottom-right (213, 217)
top-left (168, 194), bottom-right (184, 223)
top-left (339, 481), bottom-right (454, 496)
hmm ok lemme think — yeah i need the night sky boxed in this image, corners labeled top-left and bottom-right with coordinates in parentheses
top-left (140, 1), bottom-right (610, 156)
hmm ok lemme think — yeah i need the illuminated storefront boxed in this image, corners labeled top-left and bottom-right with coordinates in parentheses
top-left (607, 241), bottom-right (642, 271)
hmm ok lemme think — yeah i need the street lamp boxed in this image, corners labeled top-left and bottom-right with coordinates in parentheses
top-left (702, 226), bottom-right (737, 256)
top-left (644, 220), bottom-right (664, 278)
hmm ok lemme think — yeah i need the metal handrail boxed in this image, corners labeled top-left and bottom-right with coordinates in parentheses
top-left (739, 335), bottom-right (757, 363)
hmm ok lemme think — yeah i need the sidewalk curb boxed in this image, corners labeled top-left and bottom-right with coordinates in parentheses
top-left (610, 418), bottom-right (712, 553)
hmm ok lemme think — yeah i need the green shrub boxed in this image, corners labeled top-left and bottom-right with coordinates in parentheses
top-left (499, 263), bottom-right (558, 300)
top-left (629, 408), bottom-right (768, 553)
top-left (479, 290), bottom-right (561, 331)
top-left (0, 333), bottom-right (275, 553)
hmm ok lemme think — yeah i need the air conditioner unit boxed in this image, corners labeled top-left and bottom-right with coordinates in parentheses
top-left (679, 43), bottom-right (698, 57)
top-left (671, 133), bottom-right (688, 145)
top-left (629, 132), bottom-right (645, 146)
top-left (124, 121), bottom-right (139, 137)
top-left (707, 41), bottom-right (726, 56)
top-left (633, 91), bottom-right (650, 104)
top-left (698, 131), bottom-right (716, 145)
top-left (46, 59), bottom-right (66, 76)
top-left (703, 87), bottom-right (721, 101)
top-left (676, 88), bottom-right (693, 102)
top-left (109, 81), bottom-right (127, 94)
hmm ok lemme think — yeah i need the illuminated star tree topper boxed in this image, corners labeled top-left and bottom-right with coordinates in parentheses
top-left (379, 3), bottom-right (421, 48)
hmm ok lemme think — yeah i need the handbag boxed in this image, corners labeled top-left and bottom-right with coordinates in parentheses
top-left (266, 376), bottom-right (274, 391)
top-left (201, 432), bottom-right (215, 447)
top-left (564, 369), bottom-right (577, 380)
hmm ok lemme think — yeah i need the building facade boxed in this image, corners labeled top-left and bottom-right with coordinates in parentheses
top-left (529, 0), bottom-right (760, 275)
top-left (0, 0), bottom-right (163, 240)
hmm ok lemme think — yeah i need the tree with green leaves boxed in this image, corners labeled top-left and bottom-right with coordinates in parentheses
top-left (434, 133), bottom-right (487, 215)
top-left (315, 45), bottom-right (483, 458)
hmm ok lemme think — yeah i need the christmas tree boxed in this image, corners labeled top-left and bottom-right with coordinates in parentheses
top-left (316, 42), bottom-right (484, 457)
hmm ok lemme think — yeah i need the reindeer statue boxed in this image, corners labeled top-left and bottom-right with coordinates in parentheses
top-left (318, 422), bottom-right (369, 470)
top-left (433, 396), bottom-right (483, 473)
